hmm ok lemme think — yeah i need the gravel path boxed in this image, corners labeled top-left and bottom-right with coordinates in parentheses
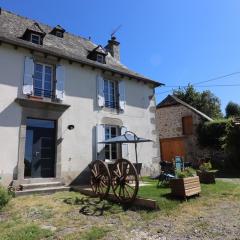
top-left (127, 200), bottom-right (240, 240)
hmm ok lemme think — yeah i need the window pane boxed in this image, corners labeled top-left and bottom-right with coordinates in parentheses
top-left (105, 145), bottom-right (110, 159)
top-left (45, 66), bottom-right (52, 74)
top-left (35, 64), bottom-right (43, 72)
top-left (111, 127), bottom-right (116, 137)
top-left (31, 35), bottom-right (40, 44)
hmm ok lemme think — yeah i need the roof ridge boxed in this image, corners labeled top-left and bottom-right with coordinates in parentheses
top-left (170, 94), bottom-right (213, 121)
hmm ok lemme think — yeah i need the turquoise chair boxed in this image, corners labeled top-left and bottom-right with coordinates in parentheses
top-left (175, 156), bottom-right (184, 171)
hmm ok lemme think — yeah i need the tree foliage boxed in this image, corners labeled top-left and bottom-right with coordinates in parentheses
top-left (225, 101), bottom-right (240, 118)
top-left (173, 84), bottom-right (223, 119)
top-left (197, 119), bottom-right (229, 149)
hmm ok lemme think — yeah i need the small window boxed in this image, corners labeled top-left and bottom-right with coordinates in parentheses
top-left (182, 116), bottom-right (193, 135)
top-left (55, 31), bottom-right (63, 38)
top-left (104, 125), bottom-right (120, 160)
top-left (30, 34), bottom-right (41, 44)
top-left (96, 54), bottom-right (104, 63)
top-left (104, 79), bottom-right (118, 109)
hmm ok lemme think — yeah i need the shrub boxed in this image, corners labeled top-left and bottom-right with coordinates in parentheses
top-left (197, 119), bottom-right (230, 149)
top-left (176, 168), bottom-right (196, 178)
top-left (224, 120), bottom-right (240, 170)
top-left (199, 162), bottom-right (212, 172)
top-left (0, 185), bottom-right (11, 209)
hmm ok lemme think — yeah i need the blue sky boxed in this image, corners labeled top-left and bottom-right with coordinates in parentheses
top-left (1, 0), bottom-right (240, 113)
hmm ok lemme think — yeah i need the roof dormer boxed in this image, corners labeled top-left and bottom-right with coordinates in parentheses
top-left (21, 22), bottom-right (46, 45)
top-left (50, 25), bottom-right (65, 38)
top-left (87, 45), bottom-right (107, 64)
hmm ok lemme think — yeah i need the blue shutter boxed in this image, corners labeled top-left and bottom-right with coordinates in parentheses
top-left (96, 124), bottom-right (105, 160)
top-left (23, 56), bottom-right (34, 95)
top-left (97, 75), bottom-right (105, 107)
top-left (121, 126), bottom-right (129, 159)
top-left (119, 80), bottom-right (126, 111)
top-left (56, 64), bottom-right (65, 100)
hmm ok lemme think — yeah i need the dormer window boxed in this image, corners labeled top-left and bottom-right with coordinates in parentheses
top-left (87, 45), bottom-right (107, 64)
top-left (30, 34), bottom-right (41, 45)
top-left (50, 25), bottom-right (65, 38)
top-left (21, 22), bottom-right (45, 45)
top-left (96, 54), bottom-right (104, 63)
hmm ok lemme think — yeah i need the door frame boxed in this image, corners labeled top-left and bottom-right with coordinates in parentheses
top-left (16, 107), bottom-right (63, 183)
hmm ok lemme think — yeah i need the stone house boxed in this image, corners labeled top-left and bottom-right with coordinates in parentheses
top-left (0, 9), bottom-right (162, 191)
top-left (156, 95), bottom-right (212, 165)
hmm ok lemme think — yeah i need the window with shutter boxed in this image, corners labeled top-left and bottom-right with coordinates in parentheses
top-left (182, 116), bottom-right (193, 135)
top-left (104, 125), bottom-right (120, 160)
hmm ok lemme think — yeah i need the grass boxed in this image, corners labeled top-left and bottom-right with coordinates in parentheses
top-left (0, 224), bottom-right (52, 240)
top-left (0, 179), bottom-right (239, 239)
top-left (62, 227), bottom-right (109, 240)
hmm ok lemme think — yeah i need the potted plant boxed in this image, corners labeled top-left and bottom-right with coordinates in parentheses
top-left (197, 162), bottom-right (217, 184)
top-left (169, 168), bottom-right (201, 198)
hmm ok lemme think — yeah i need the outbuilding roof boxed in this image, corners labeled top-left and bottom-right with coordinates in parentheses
top-left (157, 94), bottom-right (213, 121)
top-left (0, 8), bottom-right (163, 87)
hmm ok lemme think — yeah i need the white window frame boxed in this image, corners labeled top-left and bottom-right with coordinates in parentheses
top-left (96, 54), bottom-right (104, 63)
top-left (33, 62), bottom-right (53, 98)
top-left (104, 125), bottom-right (120, 161)
top-left (30, 33), bottom-right (41, 45)
top-left (104, 79), bottom-right (118, 109)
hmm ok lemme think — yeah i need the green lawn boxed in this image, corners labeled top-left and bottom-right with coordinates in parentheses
top-left (138, 178), bottom-right (240, 214)
top-left (0, 179), bottom-right (239, 240)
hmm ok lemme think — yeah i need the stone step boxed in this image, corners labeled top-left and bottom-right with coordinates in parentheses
top-left (20, 181), bottom-right (63, 190)
top-left (20, 178), bottom-right (64, 184)
top-left (15, 186), bottom-right (70, 197)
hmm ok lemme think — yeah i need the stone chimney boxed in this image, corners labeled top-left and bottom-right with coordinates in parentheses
top-left (105, 36), bottom-right (120, 61)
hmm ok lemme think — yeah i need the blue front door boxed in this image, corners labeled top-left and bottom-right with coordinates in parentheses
top-left (24, 118), bottom-right (56, 178)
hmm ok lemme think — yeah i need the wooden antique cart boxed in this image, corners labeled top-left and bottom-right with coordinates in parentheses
top-left (88, 131), bottom-right (151, 204)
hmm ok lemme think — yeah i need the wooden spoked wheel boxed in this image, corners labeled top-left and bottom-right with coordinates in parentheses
top-left (89, 160), bottom-right (111, 199)
top-left (111, 159), bottom-right (139, 204)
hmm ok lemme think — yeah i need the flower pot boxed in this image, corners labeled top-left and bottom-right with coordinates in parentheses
top-left (196, 170), bottom-right (216, 184)
top-left (169, 176), bottom-right (201, 198)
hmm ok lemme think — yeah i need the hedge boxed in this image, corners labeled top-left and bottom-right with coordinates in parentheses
top-left (197, 118), bottom-right (240, 171)
top-left (197, 119), bottom-right (230, 149)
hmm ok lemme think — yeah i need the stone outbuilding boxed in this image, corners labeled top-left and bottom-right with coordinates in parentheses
top-left (156, 95), bottom-right (212, 166)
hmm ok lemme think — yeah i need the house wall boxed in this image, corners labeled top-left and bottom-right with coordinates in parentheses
top-left (156, 104), bottom-right (210, 164)
top-left (0, 43), bottom-right (159, 187)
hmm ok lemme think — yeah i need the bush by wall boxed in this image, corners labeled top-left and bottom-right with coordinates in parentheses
top-left (197, 119), bottom-right (230, 149)
top-left (224, 120), bottom-right (240, 169)
top-left (197, 118), bottom-right (240, 173)
top-left (0, 185), bottom-right (11, 209)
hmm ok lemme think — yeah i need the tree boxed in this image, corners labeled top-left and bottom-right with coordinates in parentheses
top-left (225, 101), bottom-right (240, 118)
top-left (173, 84), bottom-right (223, 119)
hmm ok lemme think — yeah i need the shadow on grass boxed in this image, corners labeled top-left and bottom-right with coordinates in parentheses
top-left (63, 195), bottom-right (157, 216)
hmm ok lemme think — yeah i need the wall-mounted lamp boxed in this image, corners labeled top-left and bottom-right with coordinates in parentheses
top-left (67, 124), bottom-right (75, 130)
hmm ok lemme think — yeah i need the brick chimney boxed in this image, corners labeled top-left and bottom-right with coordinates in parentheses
top-left (105, 36), bottom-right (120, 61)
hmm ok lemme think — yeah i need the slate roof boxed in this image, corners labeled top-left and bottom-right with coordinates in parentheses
top-left (26, 22), bottom-right (45, 34)
top-left (0, 8), bottom-right (162, 87)
top-left (157, 95), bottom-right (213, 121)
